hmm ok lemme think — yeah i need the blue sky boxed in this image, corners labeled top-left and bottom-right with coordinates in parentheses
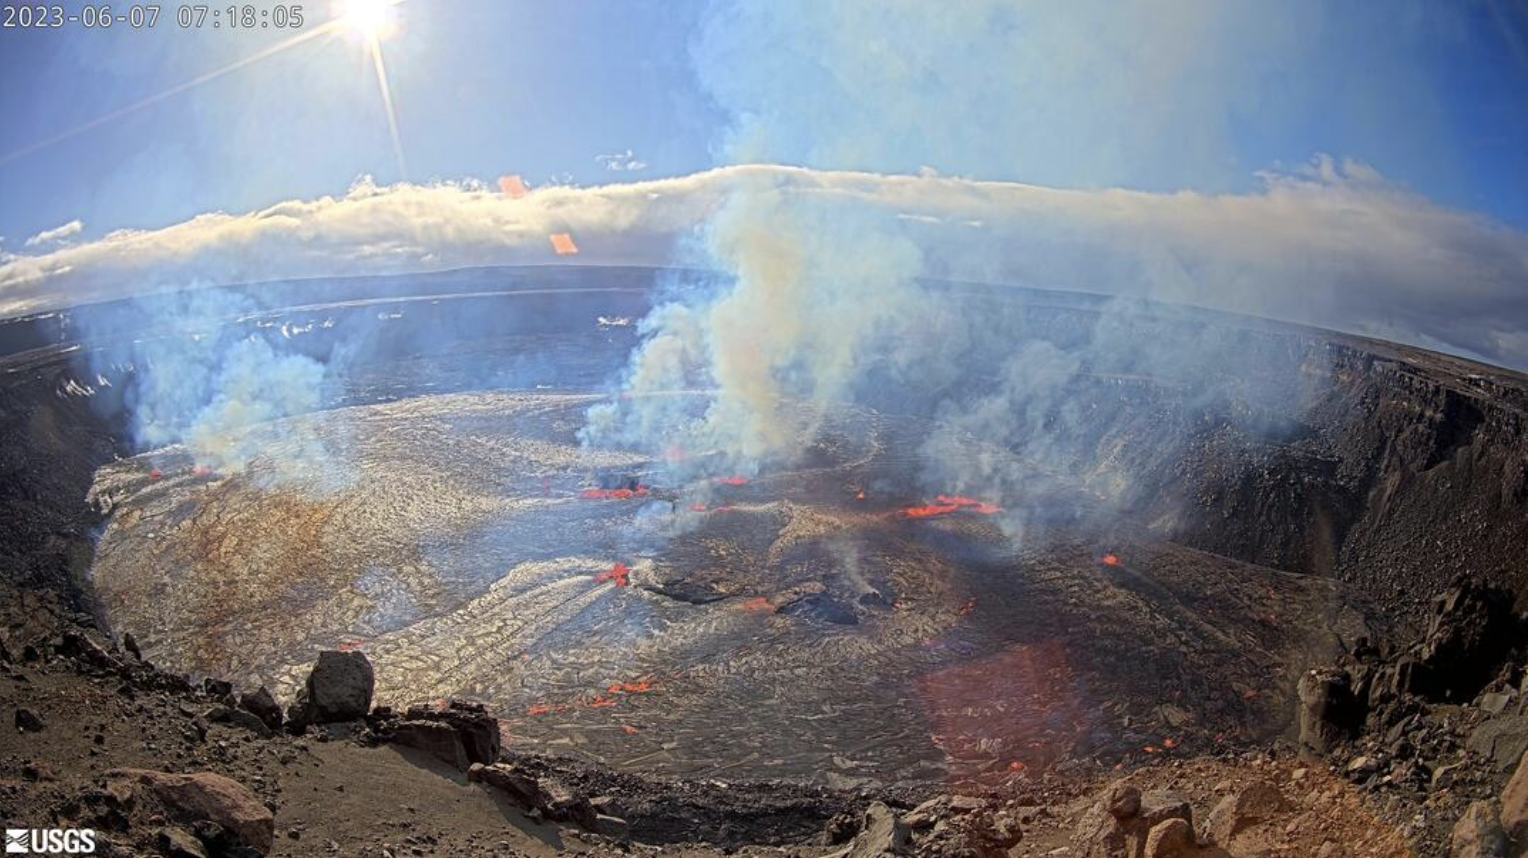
top-left (0, 0), bottom-right (1525, 249)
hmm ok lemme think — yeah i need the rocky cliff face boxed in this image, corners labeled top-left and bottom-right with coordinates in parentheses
top-left (1143, 338), bottom-right (1525, 629)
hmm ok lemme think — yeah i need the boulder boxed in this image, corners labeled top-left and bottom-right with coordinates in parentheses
top-left (1107, 782), bottom-right (1142, 819)
top-left (1074, 804), bottom-right (1134, 858)
top-left (1414, 579), bottom-right (1519, 702)
top-left (202, 705), bottom-right (273, 738)
top-left (1500, 752), bottom-right (1527, 844)
top-left (1140, 790), bottom-right (1193, 828)
top-left (1298, 668), bottom-right (1362, 755)
top-left (1203, 783), bottom-right (1289, 845)
top-left (899, 797), bottom-right (947, 830)
top-left (14, 707), bottom-right (45, 732)
top-left (392, 720), bottom-right (469, 770)
top-left (238, 686), bottom-right (283, 731)
top-left (107, 769), bottom-right (274, 853)
top-left (468, 762), bottom-right (540, 808)
top-left (1468, 714), bottom-right (1529, 773)
top-left (828, 802), bottom-right (910, 858)
top-left (401, 699), bottom-right (500, 766)
top-left (1451, 799), bottom-right (1510, 858)
top-left (285, 650), bottom-right (374, 729)
top-left (1146, 818), bottom-right (1195, 858)
top-left (60, 630), bottom-right (124, 672)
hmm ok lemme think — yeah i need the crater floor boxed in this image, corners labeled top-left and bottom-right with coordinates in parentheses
top-left (89, 388), bottom-right (1362, 787)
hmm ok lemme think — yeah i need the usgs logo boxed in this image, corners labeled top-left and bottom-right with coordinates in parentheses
top-left (4, 829), bottom-right (95, 855)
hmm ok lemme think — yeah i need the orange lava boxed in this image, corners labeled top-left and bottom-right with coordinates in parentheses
top-left (586, 694), bottom-right (618, 708)
top-left (549, 232), bottom-right (579, 255)
top-left (607, 679), bottom-right (654, 694)
top-left (191, 464), bottom-right (212, 477)
top-left (1101, 553), bottom-right (1121, 566)
top-left (737, 596), bottom-right (773, 613)
top-left (594, 562), bottom-right (631, 587)
top-left (581, 485), bottom-right (649, 499)
top-left (901, 493), bottom-right (1003, 519)
top-left (855, 489), bottom-right (866, 500)
top-left (525, 703), bottom-right (564, 716)
top-left (715, 476), bottom-right (748, 485)
top-left (497, 174), bottom-right (529, 198)
top-left (621, 724), bottom-right (638, 735)
top-left (149, 468), bottom-right (162, 480)
top-left (688, 502), bottom-right (708, 512)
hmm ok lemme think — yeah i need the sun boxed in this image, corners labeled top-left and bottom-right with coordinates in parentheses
top-left (339, 0), bottom-right (398, 40)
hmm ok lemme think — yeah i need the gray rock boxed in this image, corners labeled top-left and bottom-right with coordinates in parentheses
top-left (469, 762), bottom-right (540, 808)
top-left (1500, 752), bottom-right (1526, 844)
top-left (202, 705), bottom-right (273, 738)
top-left (285, 650), bottom-right (374, 729)
top-left (1468, 714), bottom-right (1528, 773)
top-left (1451, 799), bottom-right (1509, 858)
top-left (155, 827), bottom-right (209, 858)
top-left (1480, 692), bottom-right (1514, 715)
top-left (899, 797), bottom-right (946, 830)
top-left (14, 707), bottom-right (44, 732)
top-left (238, 686), bottom-right (282, 731)
top-left (828, 802), bottom-right (910, 858)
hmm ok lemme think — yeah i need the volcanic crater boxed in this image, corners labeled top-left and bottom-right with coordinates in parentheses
top-left (2, 265), bottom-right (1524, 793)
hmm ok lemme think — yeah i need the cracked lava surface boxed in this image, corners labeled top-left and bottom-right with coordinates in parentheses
top-left (87, 388), bottom-right (1363, 789)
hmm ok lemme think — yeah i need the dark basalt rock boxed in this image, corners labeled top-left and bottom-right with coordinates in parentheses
top-left (237, 686), bottom-right (282, 732)
top-left (776, 592), bottom-right (858, 625)
top-left (1412, 578), bottom-right (1522, 702)
top-left (1298, 667), bottom-right (1362, 755)
top-left (385, 699), bottom-right (501, 771)
top-left (285, 650), bottom-right (375, 730)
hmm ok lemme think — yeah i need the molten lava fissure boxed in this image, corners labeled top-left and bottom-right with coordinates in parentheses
top-left (1101, 553), bottom-right (1121, 566)
top-left (594, 563), bottom-right (631, 587)
top-left (715, 476), bottom-right (748, 485)
top-left (899, 493), bottom-right (1003, 519)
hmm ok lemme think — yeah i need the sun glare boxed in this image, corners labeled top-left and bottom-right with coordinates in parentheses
top-left (341, 0), bottom-right (398, 40)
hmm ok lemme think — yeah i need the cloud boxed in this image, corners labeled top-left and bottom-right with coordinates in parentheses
top-left (0, 163), bottom-right (1523, 367)
top-left (23, 218), bottom-right (83, 248)
top-left (596, 149), bottom-right (648, 172)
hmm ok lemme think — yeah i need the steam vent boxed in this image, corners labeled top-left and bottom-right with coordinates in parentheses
top-left (0, 264), bottom-right (1522, 857)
